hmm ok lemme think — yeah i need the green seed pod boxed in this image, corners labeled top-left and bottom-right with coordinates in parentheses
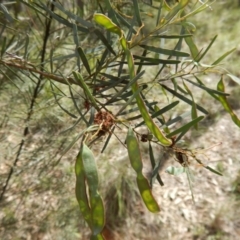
top-left (126, 127), bottom-right (143, 173)
top-left (81, 143), bottom-right (105, 236)
top-left (94, 13), bottom-right (173, 147)
top-left (137, 173), bottom-right (160, 213)
top-left (126, 127), bottom-right (160, 213)
top-left (75, 151), bottom-right (92, 228)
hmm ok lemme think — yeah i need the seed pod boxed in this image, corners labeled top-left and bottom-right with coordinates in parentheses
top-left (75, 144), bottom-right (105, 238)
top-left (75, 151), bottom-right (92, 228)
top-left (81, 143), bottom-right (105, 236)
top-left (126, 127), bottom-right (143, 173)
top-left (137, 173), bottom-right (160, 213)
top-left (94, 13), bottom-right (173, 147)
top-left (126, 127), bottom-right (160, 213)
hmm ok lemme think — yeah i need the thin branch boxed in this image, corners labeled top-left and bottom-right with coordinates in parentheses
top-left (0, 59), bottom-right (77, 85)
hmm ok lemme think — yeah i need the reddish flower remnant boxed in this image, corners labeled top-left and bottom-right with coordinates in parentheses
top-left (94, 110), bottom-right (115, 135)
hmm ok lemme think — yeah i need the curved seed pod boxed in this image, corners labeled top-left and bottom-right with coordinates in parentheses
top-left (75, 151), bottom-right (92, 228)
top-left (126, 127), bottom-right (160, 213)
top-left (126, 127), bottom-right (143, 173)
top-left (90, 195), bottom-right (105, 236)
top-left (94, 13), bottom-right (172, 147)
top-left (81, 143), bottom-right (105, 236)
top-left (93, 14), bottom-right (122, 37)
top-left (137, 173), bottom-right (160, 213)
top-left (121, 37), bottom-right (172, 147)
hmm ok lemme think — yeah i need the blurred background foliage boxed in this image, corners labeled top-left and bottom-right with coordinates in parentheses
top-left (0, 0), bottom-right (240, 239)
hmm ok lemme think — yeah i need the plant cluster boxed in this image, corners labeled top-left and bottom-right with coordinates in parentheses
top-left (1, 1), bottom-right (240, 239)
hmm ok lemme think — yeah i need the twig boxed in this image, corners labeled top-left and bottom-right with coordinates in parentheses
top-left (0, 59), bottom-right (77, 85)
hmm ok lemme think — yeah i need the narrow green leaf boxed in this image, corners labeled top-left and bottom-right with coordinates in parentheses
top-left (24, 34), bottom-right (29, 60)
top-left (20, 2), bottom-right (45, 17)
top-left (0, 23), bottom-right (7, 39)
top-left (149, 143), bottom-right (164, 187)
top-left (154, 105), bottom-right (170, 133)
top-left (152, 34), bottom-right (192, 39)
top-left (194, 157), bottom-right (223, 176)
top-left (182, 81), bottom-right (198, 129)
top-left (160, 84), bottom-right (208, 114)
top-left (132, 0), bottom-right (142, 27)
top-left (116, 87), bottom-right (142, 116)
top-left (217, 78), bottom-right (240, 127)
top-left (191, 103), bottom-right (198, 130)
top-left (205, 166), bottom-right (223, 176)
top-left (51, 1), bottom-right (93, 27)
top-left (184, 35), bottom-right (199, 60)
top-left (77, 47), bottom-right (91, 75)
top-left (114, 10), bottom-right (136, 34)
top-left (73, 71), bottom-right (100, 111)
top-left (68, 85), bottom-right (89, 126)
top-left (133, 55), bottom-right (181, 64)
top-left (196, 35), bottom-right (217, 63)
top-left (135, 101), bottom-right (179, 129)
top-left (95, 77), bottom-right (126, 95)
top-left (0, 3), bottom-right (14, 22)
top-left (1, 36), bottom-right (6, 57)
top-left (166, 116), bottom-right (204, 138)
top-left (50, 48), bottom-right (54, 73)
top-left (185, 78), bottom-right (230, 96)
top-left (5, 34), bottom-right (16, 54)
top-left (92, 29), bottom-right (116, 56)
top-left (101, 126), bottom-right (115, 153)
top-left (126, 115), bottom-right (142, 121)
top-left (107, 70), bottom-right (145, 105)
top-left (194, 76), bottom-right (220, 101)
top-left (120, 99), bottom-right (156, 117)
top-left (58, 131), bottom-right (85, 165)
top-left (152, 101), bottom-right (179, 118)
top-left (50, 84), bottom-right (77, 118)
top-left (212, 48), bottom-right (236, 65)
top-left (180, 0), bottom-right (211, 20)
top-left (61, 117), bottom-right (83, 134)
top-left (164, 111), bottom-right (191, 127)
top-left (117, 53), bottom-right (126, 78)
top-left (136, 49), bottom-right (147, 74)
top-left (97, 49), bottom-right (109, 70)
top-left (162, 0), bottom-right (190, 24)
top-left (156, 0), bottom-right (163, 26)
top-left (72, 23), bottom-right (80, 69)
top-left (38, 3), bottom-right (89, 32)
top-left (124, 61), bottom-right (160, 66)
top-left (140, 45), bottom-right (190, 57)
